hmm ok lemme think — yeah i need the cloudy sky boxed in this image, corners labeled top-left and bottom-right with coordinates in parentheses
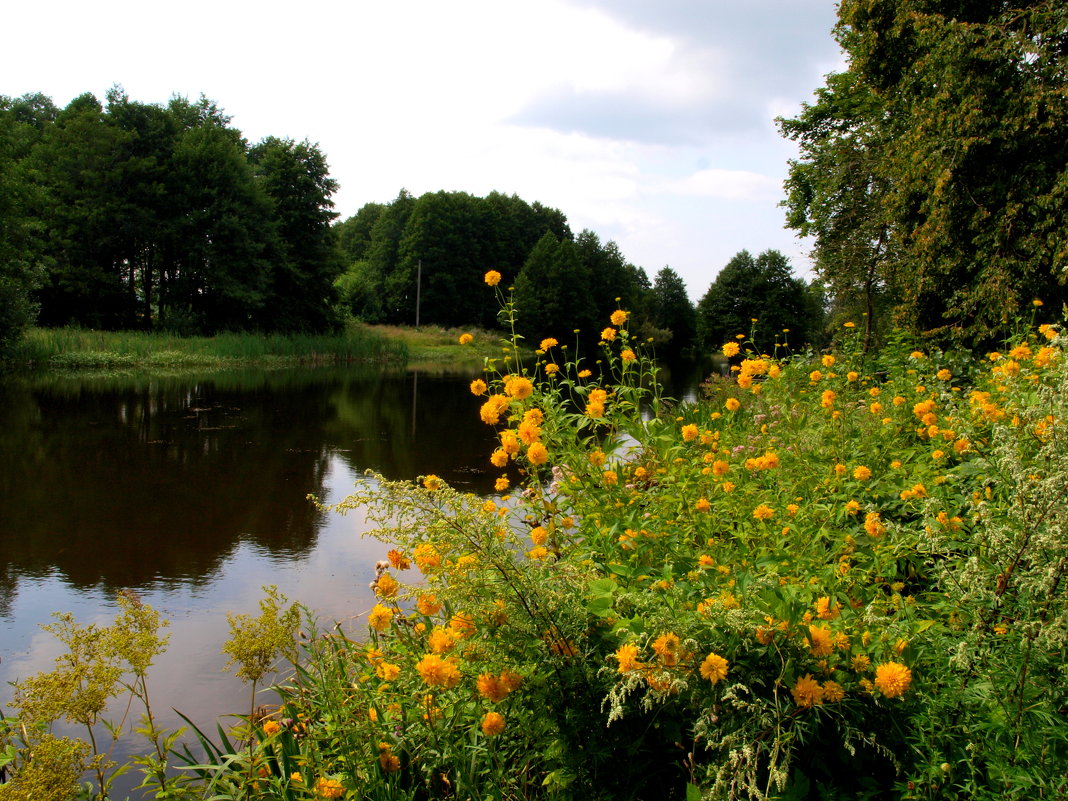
top-left (4, 0), bottom-right (844, 299)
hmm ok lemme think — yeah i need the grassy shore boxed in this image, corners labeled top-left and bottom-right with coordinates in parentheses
top-left (5, 323), bottom-right (506, 371)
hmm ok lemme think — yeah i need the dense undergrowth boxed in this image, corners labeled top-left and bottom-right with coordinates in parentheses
top-left (1, 281), bottom-right (1065, 800)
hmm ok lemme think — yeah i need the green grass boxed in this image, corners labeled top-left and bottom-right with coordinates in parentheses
top-left (8, 324), bottom-right (409, 370)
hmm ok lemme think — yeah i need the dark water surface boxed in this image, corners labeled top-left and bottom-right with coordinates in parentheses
top-left (0, 366), bottom-right (501, 793)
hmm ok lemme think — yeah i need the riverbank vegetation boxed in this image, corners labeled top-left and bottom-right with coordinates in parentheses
top-left (5, 324), bottom-right (409, 370)
top-left (3, 284), bottom-right (1065, 799)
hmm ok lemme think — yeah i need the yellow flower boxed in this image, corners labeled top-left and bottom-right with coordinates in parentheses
top-left (614, 643), bottom-right (642, 673)
top-left (808, 625), bottom-right (834, 657)
top-left (376, 661), bottom-right (401, 681)
top-left (415, 653), bottom-right (461, 688)
top-left (530, 526), bottom-right (548, 545)
top-left (610, 309), bottom-right (628, 327)
top-left (504, 376), bottom-right (534, 399)
top-left (469, 378), bottom-right (487, 396)
top-left (484, 270), bottom-right (502, 286)
top-left (374, 572), bottom-right (399, 598)
top-left (722, 342), bottom-right (740, 358)
top-left (821, 389), bottom-right (836, 408)
top-left (413, 543), bottom-right (441, 571)
top-left (458, 333), bottom-right (474, 345)
top-left (681, 423), bottom-right (699, 441)
top-left (262, 719), bottom-right (282, 737)
top-left (417, 593), bottom-right (441, 616)
top-left (479, 394), bottom-right (510, 424)
top-left (725, 397), bottom-right (741, 412)
top-left (844, 321), bottom-right (856, 328)
top-left (481, 711), bottom-right (506, 736)
top-left (545, 363), bottom-right (559, 374)
top-left (864, 512), bottom-right (885, 537)
top-left (423, 474), bottom-right (443, 490)
top-left (494, 476), bottom-right (510, 492)
top-left (539, 337), bottom-right (558, 350)
top-left (853, 465), bottom-right (872, 481)
top-left (527, 442), bottom-right (549, 465)
top-left (851, 654), bottom-right (872, 672)
top-left (752, 504), bottom-right (774, 521)
top-left (822, 680), bottom-right (845, 702)
top-left (873, 662), bottom-right (912, 698)
top-left (791, 674), bottom-right (824, 707)
top-left (651, 633), bottom-right (683, 666)
top-left (699, 652), bottom-right (729, 684)
top-left (910, 351), bottom-right (925, 359)
top-left (428, 626), bottom-right (457, 653)
top-left (822, 354), bottom-right (836, 367)
top-left (378, 746), bottom-right (401, 773)
top-left (368, 604), bottom-right (393, 632)
top-left (695, 497), bottom-right (711, 513)
top-left (578, 369), bottom-right (592, 378)
top-left (621, 349), bottom-right (636, 362)
top-left (601, 327), bottom-right (617, 341)
top-left (936, 368), bottom-right (952, 380)
top-left (477, 673), bottom-right (510, 703)
top-left (316, 777), bottom-right (346, 798)
top-left (815, 596), bottom-right (839, 621)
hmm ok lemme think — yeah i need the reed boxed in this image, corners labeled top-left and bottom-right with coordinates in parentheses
top-left (9, 324), bottom-right (409, 369)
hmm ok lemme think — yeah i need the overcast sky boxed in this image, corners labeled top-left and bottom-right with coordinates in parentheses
top-left (3, 0), bottom-right (844, 299)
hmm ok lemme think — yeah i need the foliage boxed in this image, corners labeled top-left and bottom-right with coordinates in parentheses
top-left (6, 324), bottom-right (407, 369)
top-left (0, 591), bottom-right (189, 800)
top-left (0, 103), bottom-right (46, 356)
top-left (5, 289), bottom-right (1068, 800)
top-left (649, 266), bottom-right (697, 357)
top-left (696, 249), bottom-right (821, 354)
top-left (780, 0), bottom-right (1068, 345)
top-left (0, 88), bottom-right (342, 336)
top-left (192, 285), bottom-right (1065, 800)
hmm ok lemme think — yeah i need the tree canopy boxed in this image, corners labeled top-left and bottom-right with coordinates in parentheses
top-left (0, 88), bottom-right (342, 336)
top-left (780, 0), bottom-right (1068, 345)
top-left (696, 250), bottom-right (821, 354)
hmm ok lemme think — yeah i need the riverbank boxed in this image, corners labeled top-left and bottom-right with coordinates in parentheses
top-left (3, 323), bottom-right (505, 372)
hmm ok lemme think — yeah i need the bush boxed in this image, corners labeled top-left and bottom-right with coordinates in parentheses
top-left (3, 283), bottom-right (1066, 800)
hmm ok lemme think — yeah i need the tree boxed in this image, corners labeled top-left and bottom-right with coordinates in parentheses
top-left (782, 0), bottom-right (1068, 344)
top-left (0, 102), bottom-right (46, 354)
top-left (648, 266), bottom-right (696, 356)
top-left (779, 70), bottom-right (897, 351)
top-left (29, 93), bottom-right (137, 328)
top-left (575, 230), bottom-right (649, 330)
top-left (249, 137), bottom-right (343, 332)
top-left (513, 232), bottom-right (594, 344)
top-left (696, 250), bottom-right (819, 353)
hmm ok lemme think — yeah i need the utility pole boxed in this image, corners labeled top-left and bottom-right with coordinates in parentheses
top-left (415, 259), bottom-right (422, 328)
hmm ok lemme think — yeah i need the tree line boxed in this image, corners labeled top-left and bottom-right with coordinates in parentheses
top-left (0, 88), bottom-right (342, 346)
top-left (779, 0), bottom-right (1067, 348)
top-left (1, 88), bottom-right (827, 359)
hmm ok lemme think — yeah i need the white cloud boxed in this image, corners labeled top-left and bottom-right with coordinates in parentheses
top-left (661, 168), bottom-right (781, 201)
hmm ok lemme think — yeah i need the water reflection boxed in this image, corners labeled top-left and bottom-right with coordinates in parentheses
top-left (0, 367), bottom-right (499, 610)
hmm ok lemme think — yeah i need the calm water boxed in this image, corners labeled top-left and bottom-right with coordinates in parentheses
top-left (0, 365), bottom-right (506, 793)
top-left (0, 361), bottom-right (706, 794)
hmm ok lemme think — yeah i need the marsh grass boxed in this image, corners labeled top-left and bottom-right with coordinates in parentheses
top-left (9, 324), bottom-right (409, 370)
